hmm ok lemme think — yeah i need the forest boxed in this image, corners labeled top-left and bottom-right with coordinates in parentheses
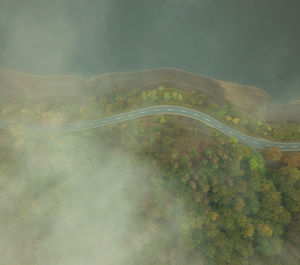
top-left (0, 84), bottom-right (300, 265)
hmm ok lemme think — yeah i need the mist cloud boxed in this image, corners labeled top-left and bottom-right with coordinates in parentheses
top-left (0, 131), bottom-right (150, 264)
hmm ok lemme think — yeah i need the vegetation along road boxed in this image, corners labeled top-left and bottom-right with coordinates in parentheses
top-left (1, 105), bottom-right (300, 151)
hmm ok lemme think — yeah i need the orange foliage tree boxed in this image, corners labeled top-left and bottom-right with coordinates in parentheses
top-left (283, 152), bottom-right (300, 168)
top-left (263, 146), bottom-right (282, 161)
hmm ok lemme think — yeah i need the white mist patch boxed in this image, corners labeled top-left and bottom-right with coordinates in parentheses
top-left (0, 132), bottom-right (158, 265)
top-left (35, 155), bottom-right (141, 265)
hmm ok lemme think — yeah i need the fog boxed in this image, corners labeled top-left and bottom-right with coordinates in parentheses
top-left (0, 0), bottom-right (300, 103)
top-left (0, 1), bottom-right (299, 264)
top-left (0, 129), bottom-right (192, 264)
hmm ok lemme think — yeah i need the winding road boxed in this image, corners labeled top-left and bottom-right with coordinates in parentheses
top-left (1, 105), bottom-right (300, 151)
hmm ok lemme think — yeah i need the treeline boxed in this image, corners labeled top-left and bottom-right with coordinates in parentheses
top-left (1, 85), bottom-right (300, 142)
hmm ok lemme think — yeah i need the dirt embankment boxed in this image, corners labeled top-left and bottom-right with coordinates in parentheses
top-left (0, 68), bottom-right (87, 102)
top-left (0, 67), bottom-right (299, 123)
top-left (256, 101), bottom-right (300, 123)
top-left (218, 80), bottom-right (270, 113)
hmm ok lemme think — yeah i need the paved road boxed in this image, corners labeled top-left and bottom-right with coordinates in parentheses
top-left (1, 105), bottom-right (300, 151)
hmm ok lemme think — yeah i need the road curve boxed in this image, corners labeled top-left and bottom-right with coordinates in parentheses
top-left (1, 105), bottom-right (300, 151)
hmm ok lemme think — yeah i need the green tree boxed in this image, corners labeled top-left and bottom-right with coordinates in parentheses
top-left (249, 150), bottom-right (265, 173)
top-left (256, 236), bottom-right (283, 256)
top-left (271, 166), bottom-right (300, 213)
top-left (164, 92), bottom-right (171, 101)
top-left (158, 85), bottom-right (164, 91)
top-left (178, 94), bottom-right (184, 101)
top-left (172, 91), bottom-right (178, 100)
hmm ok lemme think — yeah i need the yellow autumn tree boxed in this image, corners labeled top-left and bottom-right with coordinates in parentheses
top-left (242, 223), bottom-right (255, 238)
top-left (232, 117), bottom-right (240, 124)
top-left (211, 212), bottom-right (219, 221)
top-left (160, 115), bottom-right (166, 124)
top-left (225, 115), bottom-right (232, 121)
top-left (190, 180), bottom-right (196, 190)
top-left (257, 222), bottom-right (273, 237)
